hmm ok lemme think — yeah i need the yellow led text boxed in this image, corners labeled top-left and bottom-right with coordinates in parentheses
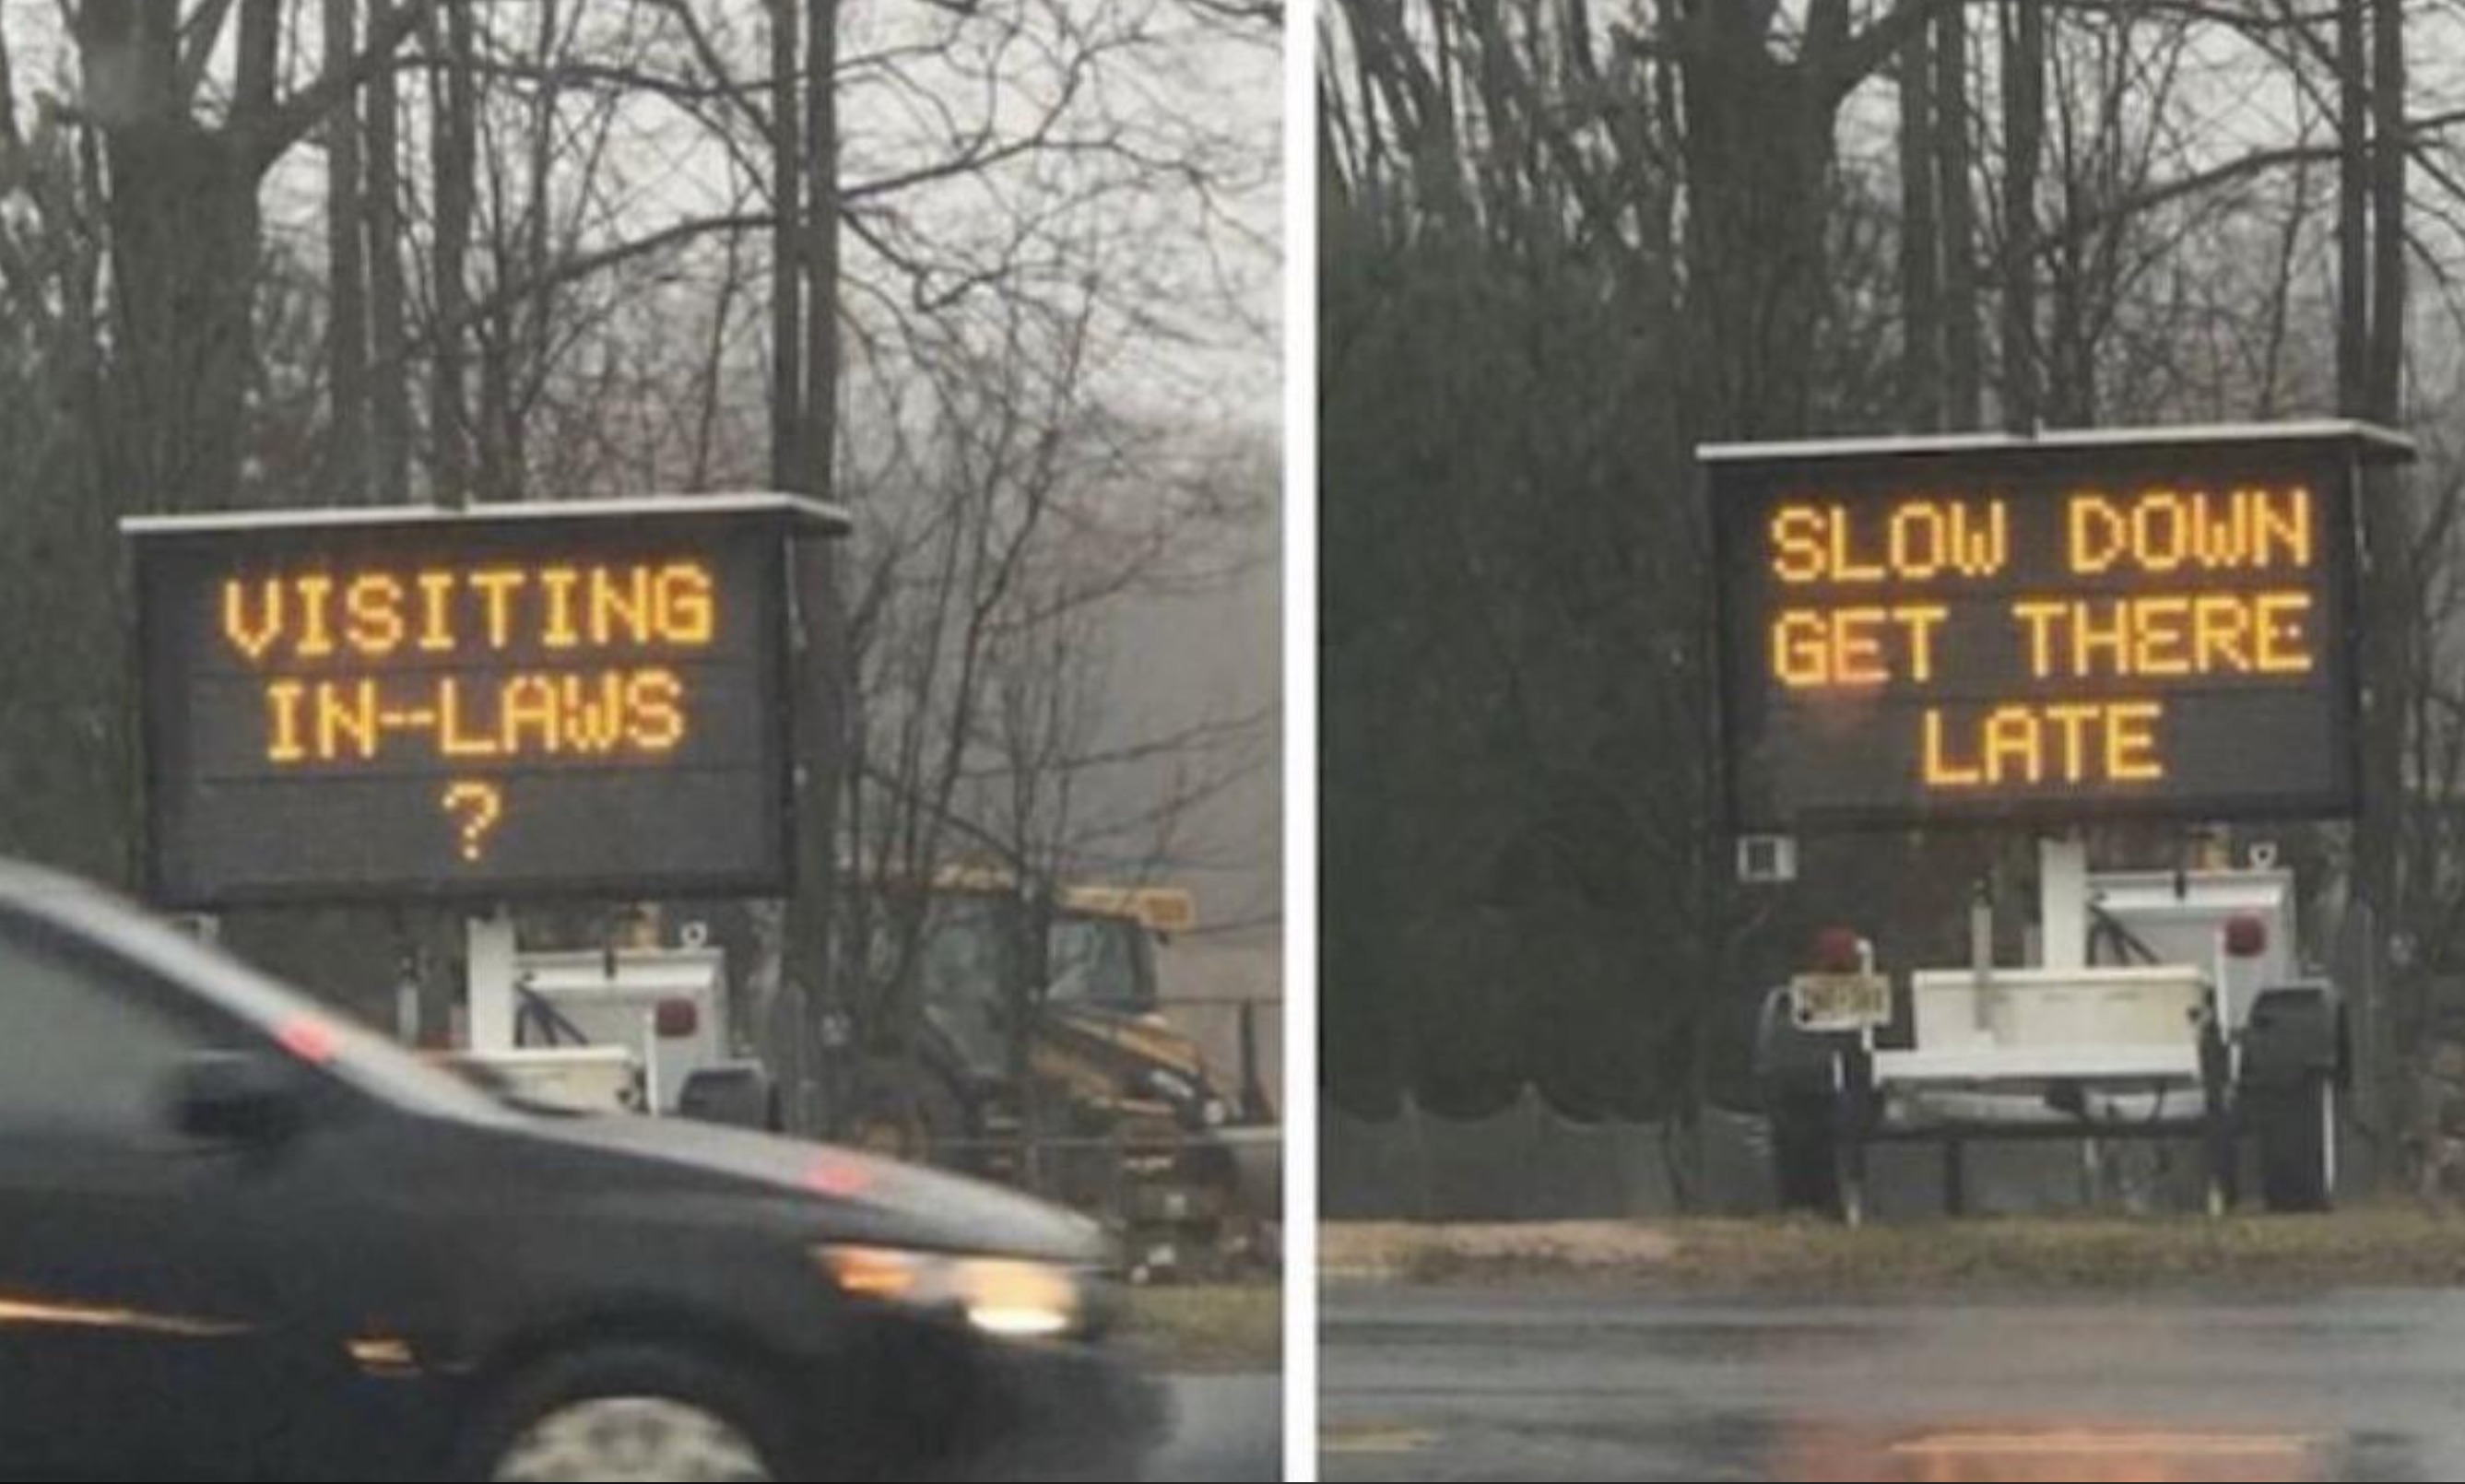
top-left (2008, 593), bottom-right (2315, 680)
top-left (223, 561), bottom-right (716, 665)
top-left (263, 669), bottom-right (691, 766)
top-left (2068, 487), bottom-right (2313, 576)
top-left (1771, 501), bottom-right (2011, 586)
top-left (1772, 606), bottom-right (1950, 688)
top-left (1923, 702), bottom-right (2168, 788)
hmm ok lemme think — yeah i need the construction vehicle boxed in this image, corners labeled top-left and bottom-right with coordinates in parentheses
top-left (842, 871), bottom-right (1278, 1278)
top-left (430, 877), bottom-right (1275, 1273)
top-left (1756, 837), bottom-right (2347, 1223)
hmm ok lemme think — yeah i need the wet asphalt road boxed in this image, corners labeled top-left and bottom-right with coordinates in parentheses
top-left (1153, 1374), bottom-right (1282, 1481)
top-left (1323, 1286), bottom-right (2465, 1481)
top-left (982, 1373), bottom-right (1277, 1482)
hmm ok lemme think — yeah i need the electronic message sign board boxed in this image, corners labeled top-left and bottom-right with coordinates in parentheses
top-left (1708, 423), bottom-right (2412, 833)
top-left (128, 496), bottom-right (843, 908)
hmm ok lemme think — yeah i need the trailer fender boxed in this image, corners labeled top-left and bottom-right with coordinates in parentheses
top-left (1754, 987), bottom-right (1865, 1101)
top-left (2241, 984), bottom-right (2344, 1093)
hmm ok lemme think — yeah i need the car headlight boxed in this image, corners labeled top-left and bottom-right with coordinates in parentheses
top-left (817, 1246), bottom-right (1087, 1340)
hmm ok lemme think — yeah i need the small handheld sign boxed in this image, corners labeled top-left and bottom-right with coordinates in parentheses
top-left (1704, 422), bottom-right (2412, 833)
top-left (125, 495), bottom-right (846, 909)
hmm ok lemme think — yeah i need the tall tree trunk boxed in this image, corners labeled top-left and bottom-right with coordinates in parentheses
top-left (1999, 0), bottom-right (2044, 432)
top-left (1898, 21), bottom-right (1940, 433)
top-left (82, 0), bottom-right (261, 515)
top-left (103, 127), bottom-right (261, 513)
top-left (2355, 0), bottom-right (2412, 1189)
top-left (784, 0), bottom-right (849, 1137)
top-left (1937, 0), bottom-right (1983, 430)
top-left (407, 0), bottom-right (477, 1045)
top-left (430, 0), bottom-right (477, 506)
top-left (769, 0), bottom-right (806, 491)
top-left (805, 0), bottom-right (839, 493)
top-left (2369, 0), bottom-right (2406, 426)
top-left (2337, 0), bottom-right (2370, 418)
top-left (1680, 8), bottom-right (1834, 439)
top-left (473, 0), bottom-right (559, 506)
top-left (748, 0), bottom-right (811, 1127)
top-left (324, 0), bottom-right (369, 499)
top-left (367, 0), bottom-right (411, 505)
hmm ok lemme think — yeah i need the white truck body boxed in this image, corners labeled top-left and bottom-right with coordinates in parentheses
top-left (1866, 866), bottom-right (2301, 1136)
top-left (451, 1046), bottom-right (645, 1115)
top-left (456, 914), bottom-right (749, 1121)
top-left (513, 946), bottom-right (732, 1116)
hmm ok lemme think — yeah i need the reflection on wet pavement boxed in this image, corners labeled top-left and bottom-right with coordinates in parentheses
top-left (1322, 1289), bottom-right (2459, 1482)
top-left (1780, 1422), bottom-right (2327, 1482)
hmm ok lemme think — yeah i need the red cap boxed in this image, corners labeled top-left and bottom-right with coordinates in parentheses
top-left (655, 999), bottom-right (701, 1041)
top-left (1811, 927), bottom-right (1866, 974)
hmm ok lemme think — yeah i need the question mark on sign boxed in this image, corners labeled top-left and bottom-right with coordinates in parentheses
top-left (442, 782), bottom-right (504, 863)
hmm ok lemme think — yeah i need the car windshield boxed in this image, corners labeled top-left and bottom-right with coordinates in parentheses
top-left (25, 879), bottom-right (516, 1126)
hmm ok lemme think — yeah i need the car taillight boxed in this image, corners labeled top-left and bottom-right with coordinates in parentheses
top-left (805, 1157), bottom-right (874, 1200)
top-left (277, 1018), bottom-right (340, 1067)
top-left (2225, 915), bottom-right (2269, 960)
top-left (655, 999), bottom-right (700, 1040)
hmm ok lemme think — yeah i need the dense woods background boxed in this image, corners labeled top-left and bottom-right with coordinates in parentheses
top-left (1323, 0), bottom-right (2465, 1195)
top-left (0, 0), bottom-right (1280, 1135)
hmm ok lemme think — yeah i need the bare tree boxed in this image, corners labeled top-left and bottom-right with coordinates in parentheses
top-left (1899, 17), bottom-right (1942, 430)
top-left (325, 0), bottom-right (369, 498)
top-left (2001, 0), bottom-right (2046, 429)
top-left (368, 0), bottom-right (412, 505)
top-left (1939, 0), bottom-right (1984, 429)
top-left (0, 0), bottom-right (1276, 1134)
top-left (72, 0), bottom-right (428, 514)
top-left (429, 0), bottom-right (477, 504)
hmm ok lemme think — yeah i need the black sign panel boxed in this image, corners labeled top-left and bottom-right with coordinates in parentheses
top-left (132, 501), bottom-right (806, 907)
top-left (1708, 427), bottom-right (2406, 833)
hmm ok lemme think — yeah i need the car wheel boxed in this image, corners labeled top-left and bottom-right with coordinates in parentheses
top-left (466, 1347), bottom-right (796, 1483)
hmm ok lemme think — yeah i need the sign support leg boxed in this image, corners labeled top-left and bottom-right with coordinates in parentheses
top-left (468, 911), bottom-right (520, 1054)
top-left (2042, 833), bottom-right (2092, 972)
top-left (1969, 877), bottom-right (1997, 1033)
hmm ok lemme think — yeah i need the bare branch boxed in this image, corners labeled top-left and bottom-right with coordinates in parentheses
top-left (2048, 110), bottom-right (2465, 252)
top-left (249, 0), bottom-right (434, 173)
top-left (177, 0), bottom-right (243, 106)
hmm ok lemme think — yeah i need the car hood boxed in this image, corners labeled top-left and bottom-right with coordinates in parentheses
top-left (519, 1113), bottom-right (1109, 1266)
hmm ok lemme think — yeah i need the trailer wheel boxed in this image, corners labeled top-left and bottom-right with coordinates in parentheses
top-left (2254, 1073), bottom-right (2338, 1214)
top-left (1768, 1096), bottom-right (1841, 1214)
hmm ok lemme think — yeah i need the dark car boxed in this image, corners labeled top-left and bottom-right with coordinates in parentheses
top-left (0, 860), bottom-right (1163, 1481)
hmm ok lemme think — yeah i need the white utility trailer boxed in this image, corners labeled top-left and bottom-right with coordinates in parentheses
top-left (1757, 838), bottom-right (2346, 1222)
top-left (1707, 424), bottom-right (2412, 1225)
